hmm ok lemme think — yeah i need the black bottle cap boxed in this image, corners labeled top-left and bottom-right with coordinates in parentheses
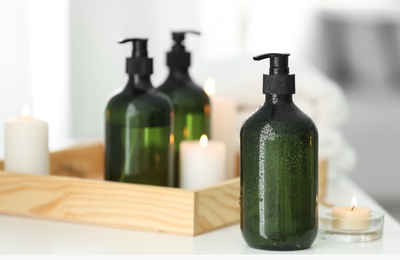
top-left (253, 53), bottom-right (295, 94)
top-left (167, 31), bottom-right (200, 69)
top-left (119, 38), bottom-right (153, 75)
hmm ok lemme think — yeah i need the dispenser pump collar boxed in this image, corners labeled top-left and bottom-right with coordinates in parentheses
top-left (119, 38), bottom-right (153, 75)
top-left (167, 31), bottom-right (201, 69)
top-left (253, 53), bottom-right (295, 94)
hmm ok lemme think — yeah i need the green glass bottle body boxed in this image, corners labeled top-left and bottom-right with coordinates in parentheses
top-left (240, 94), bottom-right (318, 251)
top-left (105, 75), bottom-right (174, 186)
top-left (158, 69), bottom-right (210, 187)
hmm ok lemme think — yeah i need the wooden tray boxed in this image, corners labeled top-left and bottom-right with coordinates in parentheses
top-left (0, 142), bottom-right (327, 236)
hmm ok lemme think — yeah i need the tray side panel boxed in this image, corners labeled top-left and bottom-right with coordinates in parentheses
top-left (194, 177), bottom-right (240, 235)
top-left (50, 142), bottom-right (104, 180)
top-left (0, 172), bottom-right (195, 236)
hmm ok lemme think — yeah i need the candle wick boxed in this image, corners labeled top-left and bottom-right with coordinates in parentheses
top-left (351, 206), bottom-right (355, 211)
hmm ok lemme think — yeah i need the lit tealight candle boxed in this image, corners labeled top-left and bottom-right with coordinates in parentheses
top-left (204, 77), bottom-right (237, 180)
top-left (179, 134), bottom-right (226, 190)
top-left (331, 196), bottom-right (372, 231)
top-left (4, 104), bottom-right (49, 175)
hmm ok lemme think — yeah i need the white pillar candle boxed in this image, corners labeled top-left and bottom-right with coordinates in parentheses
top-left (331, 196), bottom-right (371, 231)
top-left (204, 77), bottom-right (237, 180)
top-left (180, 134), bottom-right (226, 190)
top-left (4, 104), bottom-right (49, 175)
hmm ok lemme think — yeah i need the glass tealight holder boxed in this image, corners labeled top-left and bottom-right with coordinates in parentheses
top-left (318, 209), bottom-right (384, 243)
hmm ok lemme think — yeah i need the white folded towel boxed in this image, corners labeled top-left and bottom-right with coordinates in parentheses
top-left (326, 141), bottom-right (357, 183)
top-left (293, 62), bottom-right (349, 127)
top-left (318, 125), bottom-right (345, 159)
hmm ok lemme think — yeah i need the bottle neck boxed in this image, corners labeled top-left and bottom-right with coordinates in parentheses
top-left (264, 94), bottom-right (293, 104)
top-left (167, 67), bottom-right (191, 80)
top-left (125, 74), bottom-right (153, 91)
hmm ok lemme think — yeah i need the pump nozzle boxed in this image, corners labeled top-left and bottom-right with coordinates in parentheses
top-left (253, 52), bottom-right (295, 94)
top-left (253, 53), bottom-right (290, 75)
top-left (118, 38), bottom-right (153, 75)
top-left (171, 31), bottom-right (201, 51)
top-left (167, 31), bottom-right (201, 69)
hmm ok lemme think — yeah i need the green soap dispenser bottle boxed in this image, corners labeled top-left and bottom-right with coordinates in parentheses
top-left (105, 38), bottom-right (174, 187)
top-left (158, 31), bottom-right (211, 188)
top-left (240, 53), bottom-right (318, 250)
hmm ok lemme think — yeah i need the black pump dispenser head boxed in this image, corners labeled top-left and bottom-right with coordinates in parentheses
top-left (119, 38), bottom-right (153, 75)
top-left (167, 31), bottom-right (200, 69)
top-left (253, 53), bottom-right (295, 94)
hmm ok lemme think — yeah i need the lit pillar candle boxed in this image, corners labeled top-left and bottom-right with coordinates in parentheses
top-left (331, 196), bottom-right (371, 231)
top-left (4, 104), bottom-right (49, 175)
top-left (180, 134), bottom-right (226, 190)
top-left (204, 77), bottom-right (237, 180)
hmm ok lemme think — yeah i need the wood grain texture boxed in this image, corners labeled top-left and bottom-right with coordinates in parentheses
top-left (318, 158), bottom-right (328, 200)
top-left (194, 177), bottom-right (240, 235)
top-left (50, 142), bottom-right (104, 180)
top-left (0, 171), bottom-right (195, 236)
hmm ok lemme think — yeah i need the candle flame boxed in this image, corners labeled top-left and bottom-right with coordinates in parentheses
top-left (22, 104), bottom-right (30, 116)
top-left (199, 134), bottom-right (208, 147)
top-left (351, 196), bottom-right (357, 211)
top-left (204, 77), bottom-right (215, 96)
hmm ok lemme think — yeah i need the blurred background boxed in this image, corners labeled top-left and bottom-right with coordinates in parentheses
top-left (1, 0), bottom-right (400, 222)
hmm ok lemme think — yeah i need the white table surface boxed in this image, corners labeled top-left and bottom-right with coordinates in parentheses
top-left (0, 176), bottom-right (399, 256)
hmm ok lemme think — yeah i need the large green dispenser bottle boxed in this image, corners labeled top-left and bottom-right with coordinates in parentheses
top-left (105, 38), bottom-right (174, 187)
top-left (157, 31), bottom-right (211, 188)
top-left (240, 53), bottom-right (318, 250)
